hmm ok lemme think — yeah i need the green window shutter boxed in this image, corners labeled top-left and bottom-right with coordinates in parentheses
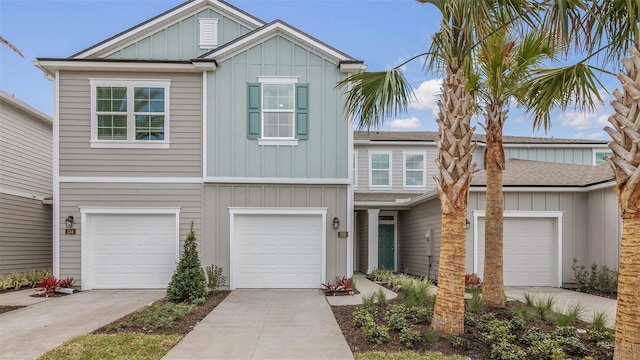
top-left (247, 83), bottom-right (261, 139)
top-left (295, 83), bottom-right (309, 140)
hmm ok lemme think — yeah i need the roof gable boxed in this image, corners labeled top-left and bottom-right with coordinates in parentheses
top-left (72, 0), bottom-right (264, 59)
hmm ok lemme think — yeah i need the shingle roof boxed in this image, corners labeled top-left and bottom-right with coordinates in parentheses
top-left (470, 159), bottom-right (614, 187)
top-left (354, 193), bottom-right (417, 203)
top-left (354, 131), bottom-right (608, 145)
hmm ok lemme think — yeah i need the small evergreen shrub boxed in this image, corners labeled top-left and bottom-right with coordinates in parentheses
top-left (571, 259), bottom-right (618, 294)
top-left (400, 327), bottom-right (421, 347)
top-left (167, 221), bottom-right (207, 303)
top-left (205, 264), bottom-right (227, 291)
top-left (490, 341), bottom-right (527, 360)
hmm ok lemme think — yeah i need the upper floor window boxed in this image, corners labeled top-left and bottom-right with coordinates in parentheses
top-left (404, 151), bottom-right (426, 188)
top-left (247, 77), bottom-right (308, 146)
top-left (593, 150), bottom-right (612, 165)
top-left (370, 151), bottom-right (392, 188)
top-left (90, 79), bottom-right (170, 148)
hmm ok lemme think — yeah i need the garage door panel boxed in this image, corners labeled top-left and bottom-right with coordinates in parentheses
top-left (234, 214), bottom-right (323, 289)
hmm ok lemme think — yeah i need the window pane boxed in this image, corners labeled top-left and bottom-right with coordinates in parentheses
top-left (96, 87), bottom-right (126, 112)
top-left (134, 87), bottom-right (165, 113)
top-left (372, 170), bottom-right (389, 186)
top-left (595, 151), bottom-right (611, 165)
top-left (405, 154), bottom-right (424, 170)
top-left (263, 84), bottom-right (293, 110)
top-left (97, 115), bottom-right (127, 140)
top-left (406, 171), bottom-right (424, 186)
top-left (135, 115), bottom-right (164, 140)
top-left (263, 112), bottom-right (293, 138)
top-left (371, 154), bottom-right (390, 170)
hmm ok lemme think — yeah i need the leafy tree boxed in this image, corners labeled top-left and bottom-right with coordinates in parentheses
top-left (167, 221), bottom-right (207, 303)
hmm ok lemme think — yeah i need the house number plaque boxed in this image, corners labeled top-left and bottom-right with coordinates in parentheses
top-left (65, 229), bottom-right (76, 235)
top-left (338, 231), bottom-right (348, 238)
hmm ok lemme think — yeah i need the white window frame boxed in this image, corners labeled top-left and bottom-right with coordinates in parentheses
top-left (369, 151), bottom-right (392, 189)
top-left (90, 79), bottom-right (171, 149)
top-left (257, 76), bottom-right (299, 146)
top-left (403, 151), bottom-right (427, 189)
top-left (592, 149), bottom-right (612, 165)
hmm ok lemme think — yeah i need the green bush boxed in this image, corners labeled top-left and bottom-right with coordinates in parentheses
top-left (400, 327), bottom-right (421, 347)
top-left (167, 221), bottom-right (207, 303)
top-left (571, 259), bottom-right (618, 294)
top-left (490, 341), bottom-right (527, 360)
top-left (385, 305), bottom-right (409, 331)
top-left (205, 264), bottom-right (227, 291)
top-left (528, 338), bottom-right (567, 360)
top-left (353, 308), bottom-right (375, 328)
top-left (362, 322), bottom-right (390, 343)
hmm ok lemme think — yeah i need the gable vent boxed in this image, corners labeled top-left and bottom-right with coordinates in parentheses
top-left (199, 18), bottom-right (219, 49)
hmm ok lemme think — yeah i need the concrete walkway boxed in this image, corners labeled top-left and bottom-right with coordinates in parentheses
top-left (0, 289), bottom-right (164, 360)
top-left (325, 273), bottom-right (397, 306)
top-left (163, 290), bottom-right (354, 360)
top-left (505, 287), bottom-right (617, 328)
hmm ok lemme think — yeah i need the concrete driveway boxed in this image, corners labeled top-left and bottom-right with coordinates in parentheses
top-left (0, 289), bottom-right (164, 360)
top-left (163, 290), bottom-right (354, 360)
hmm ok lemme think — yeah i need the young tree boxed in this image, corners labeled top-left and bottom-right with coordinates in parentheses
top-left (167, 221), bottom-right (207, 303)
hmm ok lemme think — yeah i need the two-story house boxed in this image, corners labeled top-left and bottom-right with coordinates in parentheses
top-left (353, 131), bottom-right (620, 288)
top-left (36, 0), bottom-right (365, 290)
top-left (0, 91), bottom-right (53, 275)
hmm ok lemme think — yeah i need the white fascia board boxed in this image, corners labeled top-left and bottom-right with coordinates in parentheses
top-left (0, 186), bottom-right (48, 201)
top-left (206, 22), bottom-right (353, 63)
top-left (469, 181), bottom-right (616, 193)
top-left (35, 60), bottom-right (213, 73)
top-left (500, 142), bottom-right (609, 149)
top-left (354, 201), bottom-right (411, 209)
top-left (60, 177), bottom-right (203, 183)
top-left (340, 63), bottom-right (367, 74)
top-left (204, 177), bottom-right (352, 185)
top-left (354, 140), bottom-right (437, 146)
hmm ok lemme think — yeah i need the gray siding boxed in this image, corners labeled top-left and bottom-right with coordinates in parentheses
top-left (106, 8), bottom-right (254, 60)
top-left (0, 194), bottom-right (52, 275)
top-left (0, 97), bottom-right (52, 196)
top-left (206, 35), bottom-right (350, 179)
top-left (58, 71), bottom-right (202, 177)
top-left (587, 188), bottom-right (621, 270)
top-left (398, 198), bottom-right (441, 281)
top-left (357, 210), bottom-right (369, 273)
top-left (58, 182), bottom-right (202, 283)
top-left (202, 184), bottom-right (348, 285)
top-left (354, 145), bottom-right (438, 192)
top-left (503, 147), bottom-right (595, 165)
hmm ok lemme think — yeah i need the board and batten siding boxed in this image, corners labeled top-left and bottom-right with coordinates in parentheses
top-left (58, 182), bottom-right (202, 283)
top-left (202, 184), bottom-right (348, 286)
top-left (0, 97), bottom-right (52, 196)
top-left (587, 188), bottom-right (621, 270)
top-left (398, 197), bottom-right (441, 281)
top-left (357, 210), bottom-right (369, 273)
top-left (58, 71), bottom-right (202, 177)
top-left (206, 35), bottom-right (349, 179)
top-left (106, 8), bottom-right (254, 61)
top-left (0, 194), bottom-right (52, 274)
top-left (354, 145), bottom-right (439, 191)
top-left (503, 147), bottom-right (595, 165)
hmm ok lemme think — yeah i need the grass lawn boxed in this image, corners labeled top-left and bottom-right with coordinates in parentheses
top-left (38, 333), bottom-right (182, 360)
top-left (356, 351), bottom-right (470, 360)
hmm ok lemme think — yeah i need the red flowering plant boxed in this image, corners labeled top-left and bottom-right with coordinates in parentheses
top-left (35, 276), bottom-right (62, 297)
top-left (465, 273), bottom-right (482, 289)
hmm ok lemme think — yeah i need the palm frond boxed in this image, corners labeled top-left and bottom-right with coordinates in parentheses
top-left (0, 35), bottom-right (24, 58)
top-left (336, 69), bottom-right (415, 130)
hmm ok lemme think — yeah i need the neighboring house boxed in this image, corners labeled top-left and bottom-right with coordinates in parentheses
top-left (35, 0), bottom-right (365, 290)
top-left (0, 90), bottom-right (53, 275)
top-left (353, 131), bottom-right (619, 287)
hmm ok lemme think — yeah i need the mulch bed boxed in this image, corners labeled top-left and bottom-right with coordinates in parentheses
top-left (94, 290), bottom-right (230, 336)
top-left (0, 305), bottom-right (25, 314)
top-left (331, 298), bottom-right (613, 359)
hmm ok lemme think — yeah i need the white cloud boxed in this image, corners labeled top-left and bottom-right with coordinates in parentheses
top-left (389, 117), bottom-right (421, 130)
top-left (409, 79), bottom-right (442, 116)
top-left (588, 132), bottom-right (607, 140)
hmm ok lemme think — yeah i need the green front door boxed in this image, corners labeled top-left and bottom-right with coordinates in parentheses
top-left (378, 224), bottom-right (395, 270)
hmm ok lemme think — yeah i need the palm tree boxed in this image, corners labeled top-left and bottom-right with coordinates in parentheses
top-left (0, 35), bottom-right (24, 58)
top-left (339, 0), bottom-right (531, 334)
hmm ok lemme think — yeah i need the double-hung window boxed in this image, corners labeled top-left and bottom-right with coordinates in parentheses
top-left (90, 79), bottom-right (170, 148)
top-left (404, 151), bottom-right (426, 188)
top-left (247, 76), bottom-right (308, 145)
top-left (370, 151), bottom-right (392, 188)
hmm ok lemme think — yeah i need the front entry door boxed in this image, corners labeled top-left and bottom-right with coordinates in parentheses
top-left (378, 224), bottom-right (395, 270)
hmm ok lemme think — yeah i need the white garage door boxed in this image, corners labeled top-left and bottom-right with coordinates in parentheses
top-left (88, 214), bottom-right (177, 289)
top-left (234, 214), bottom-right (323, 288)
top-left (477, 218), bottom-right (554, 286)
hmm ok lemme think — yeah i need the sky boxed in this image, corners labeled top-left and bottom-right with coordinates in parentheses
top-left (0, 0), bottom-right (620, 140)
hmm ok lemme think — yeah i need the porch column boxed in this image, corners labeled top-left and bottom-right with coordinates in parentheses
top-left (367, 209), bottom-right (380, 273)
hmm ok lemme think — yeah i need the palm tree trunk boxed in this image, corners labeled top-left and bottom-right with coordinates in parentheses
top-left (604, 43), bottom-right (640, 360)
top-left (432, 58), bottom-right (476, 335)
top-left (482, 101), bottom-right (506, 309)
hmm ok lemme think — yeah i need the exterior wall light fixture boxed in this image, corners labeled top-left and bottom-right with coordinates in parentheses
top-left (332, 217), bottom-right (340, 230)
top-left (65, 216), bottom-right (74, 228)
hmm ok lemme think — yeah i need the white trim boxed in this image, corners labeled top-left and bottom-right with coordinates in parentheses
top-left (204, 177), bottom-right (352, 185)
top-left (347, 184), bottom-right (354, 277)
top-left (89, 141), bottom-right (170, 149)
top-left (379, 210), bottom-right (398, 271)
top-left (258, 76), bottom-right (299, 84)
top-left (472, 210), bottom-right (564, 287)
top-left (35, 60), bottom-right (214, 73)
top-left (355, 140), bottom-right (438, 146)
top-left (259, 79), bottom-right (297, 141)
top-left (205, 21), bottom-right (353, 63)
top-left (402, 150), bottom-right (427, 189)
top-left (228, 207), bottom-right (327, 290)
top-left (367, 209), bottom-right (380, 273)
top-left (0, 186), bottom-right (47, 201)
top-left (72, 0), bottom-right (263, 59)
top-left (59, 177), bottom-right (203, 183)
top-left (354, 140), bottom-right (608, 149)
top-left (339, 63), bottom-right (367, 74)
top-left (369, 150), bottom-right (393, 189)
top-left (198, 18), bottom-right (219, 49)
top-left (353, 150), bottom-right (358, 189)
top-left (53, 70), bottom-right (60, 279)
top-left (469, 182), bottom-right (616, 193)
top-left (257, 139), bottom-right (299, 146)
top-left (202, 71), bottom-right (208, 178)
top-left (80, 207), bottom-right (181, 290)
top-left (592, 148), bottom-right (613, 166)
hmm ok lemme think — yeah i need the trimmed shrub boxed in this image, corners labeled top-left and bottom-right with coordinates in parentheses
top-left (167, 221), bottom-right (207, 302)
